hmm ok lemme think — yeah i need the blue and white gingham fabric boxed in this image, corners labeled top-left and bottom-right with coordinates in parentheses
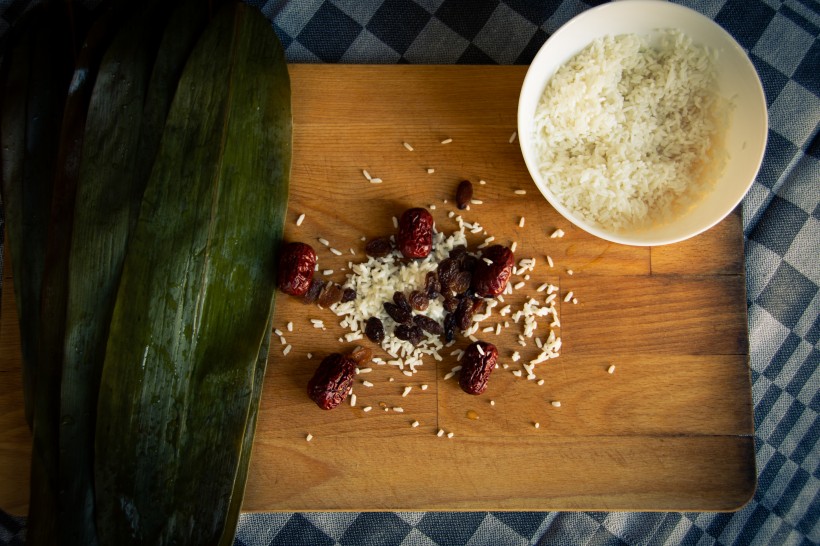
top-left (1, 1), bottom-right (818, 545)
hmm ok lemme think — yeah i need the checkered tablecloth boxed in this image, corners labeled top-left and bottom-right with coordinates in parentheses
top-left (1, 0), bottom-right (818, 545)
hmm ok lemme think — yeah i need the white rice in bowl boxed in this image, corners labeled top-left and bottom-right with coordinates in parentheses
top-left (533, 29), bottom-right (729, 231)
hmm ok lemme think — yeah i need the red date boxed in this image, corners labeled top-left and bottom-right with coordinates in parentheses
top-left (471, 244), bottom-right (514, 297)
top-left (397, 207), bottom-right (433, 259)
top-left (277, 242), bottom-right (317, 297)
top-left (459, 341), bottom-right (498, 395)
top-left (307, 353), bottom-right (356, 410)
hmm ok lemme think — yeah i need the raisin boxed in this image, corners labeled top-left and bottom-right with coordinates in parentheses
top-left (425, 271), bottom-right (441, 299)
top-left (437, 258), bottom-right (459, 292)
top-left (472, 244), bottom-right (515, 297)
top-left (413, 314), bottom-right (443, 336)
top-left (456, 180), bottom-right (473, 210)
top-left (459, 254), bottom-right (479, 274)
top-left (396, 324), bottom-right (423, 346)
top-left (318, 282), bottom-right (343, 307)
top-left (349, 345), bottom-right (373, 365)
top-left (409, 290), bottom-right (429, 311)
top-left (471, 297), bottom-right (487, 316)
top-left (341, 287), bottom-right (357, 303)
top-left (365, 236), bottom-right (393, 258)
top-left (277, 242), bottom-right (316, 297)
top-left (408, 325), bottom-right (424, 345)
top-left (397, 207), bottom-right (434, 259)
top-left (394, 324), bottom-right (413, 343)
top-left (443, 313), bottom-right (457, 342)
top-left (450, 271), bottom-right (472, 295)
top-left (384, 301), bottom-right (412, 324)
top-left (448, 245), bottom-right (467, 260)
top-left (307, 353), bottom-right (356, 410)
top-left (459, 341), bottom-right (498, 395)
top-left (455, 296), bottom-right (475, 331)
top-left (303, 279), bottom-right (325, 305)
top-left (365, 317), bottom-right (385, 344)
top-left (393, 291), bottom-right (412, 314)
top-left (443, 294), bottom-right (459, 313)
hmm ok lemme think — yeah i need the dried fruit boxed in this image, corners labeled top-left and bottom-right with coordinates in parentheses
top-left (409, 290), bottom-right (429, 311)
top-left (472, 244), bottom-right (514, 297)
top-left (413, 315), bottom-right (442, 336)
top-left (450, 271), bottom-right (472, 295)
top-left (396, 207), bottom-right (433, 259)
top-left (307, 353), bottom-right (356, 410)
top-left (349, 346), bottom-right (373, 365)
top-left (424, 271), bottom-right (441, 299)
top-left (395, 324), bottom-right (423, 346)
top-left (384, 301), bottom-right (412, 324)
top-left (449, 245), bottom-right (467, 260)
top-left (459, 341), bottom-right (498, 395)
top-left (455, 296), bottom-right (475, 331)
top-left (277, 242), bottom-right (316, 297)
top-left (318, 282), bottom-right (344, 307)
top-left (393, 291), bottom-right (412, 314)
top-left (437, 257), bottom-right (459, 293)
top-left (365, 236), bottom-right (393, 258)
top-left (443, 294), bottom-right (459, 313)
top-left (302, 279), bottom-right (325, 305)
top-left (456, 180), bottom-right (473, 210)
top-left (365, 317), bottom-right (385, 344)
top-left (443, 313), bottom-right (457, 342)
top-left (341, 287), bottom-right (357, 303)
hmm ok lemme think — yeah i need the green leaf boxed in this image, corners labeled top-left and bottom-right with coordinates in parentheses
top-left (94, 3), bottom-right (291, 544)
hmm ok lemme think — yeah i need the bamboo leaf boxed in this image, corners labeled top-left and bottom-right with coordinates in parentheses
top-left (57, 3), bottom-right (171, 544)
top-left (95, 3), bottom-right (291, 544)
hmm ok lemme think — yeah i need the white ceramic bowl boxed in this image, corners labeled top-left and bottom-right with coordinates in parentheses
top-left (517, 0), bottom-right (768, 246)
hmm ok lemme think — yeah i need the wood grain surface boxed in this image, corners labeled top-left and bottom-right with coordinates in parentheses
top-left (0, 65), bottom-right (755, 515)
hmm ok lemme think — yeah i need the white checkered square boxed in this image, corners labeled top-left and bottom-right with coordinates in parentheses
top-left (285, 40), bottom-right (322, 62)
top-left (330, 0), bottom-right (384, 26)
top-left (273, 0), bottom-right (324, 37)
top-left (399, 528), bottom-right (439, 546)
top-left (340, 29), bottom-right (401, 62)
top-left (784, 217), bottom-right (820, 284)
top-left (768, 80), bottom-right (820, 148)
top-left (746, 240), bottom-right (782, 300)
top-left (235, 513), bottom-right (293, 546)
top-left (472, 3), bottom-right (538, 64)
top-left (542, 0), bottom-right (586, 35)
top-left (404, 17), bottom-right (469, 63)
top-left (749, 305), bottom-right (793, 369)
top-left (302, 512), bottom-right (359, 541)
top-left (744, 182), bottom-right (775, 233)
top-left (752, 13), bottom-right (815, 76)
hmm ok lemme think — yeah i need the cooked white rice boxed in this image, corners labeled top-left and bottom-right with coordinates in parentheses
top-left (534, 30), bottom-right (726, 230)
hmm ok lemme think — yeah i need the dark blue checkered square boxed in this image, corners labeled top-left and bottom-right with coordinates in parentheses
top-left (269, 514), bottom-right (334, 546)
top-left (296, 2), bottom-right (362, 62)
top-left (793, 38), bottom-right (820, 97)
top-left (756, 263), bottom-right (819, 329)
top-left (750, 53), bottom-right (791, 107)
top-left (755, 132), bottom-right (800, 190)
top-left (434, 0), bottom-right (497, 40)
top-left (339, 513), bottom-right (410, 546)
top-left (751, 196), bottom-right (810, 255)
top-left (417, 512), bottom-right (486, 544)
top-left (491, 512), bottom-right (547, 539)
top-left (366, 0), bottom-right (431, 54)
top-left (715, 0), bottom-right (777, 50)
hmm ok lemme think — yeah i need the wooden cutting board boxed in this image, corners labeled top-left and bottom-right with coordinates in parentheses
top-left (0, 65), bottom-right (755, 515)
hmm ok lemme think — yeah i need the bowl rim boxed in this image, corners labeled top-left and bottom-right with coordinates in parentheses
top-left (517, 0), bottom-right (768, 247)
